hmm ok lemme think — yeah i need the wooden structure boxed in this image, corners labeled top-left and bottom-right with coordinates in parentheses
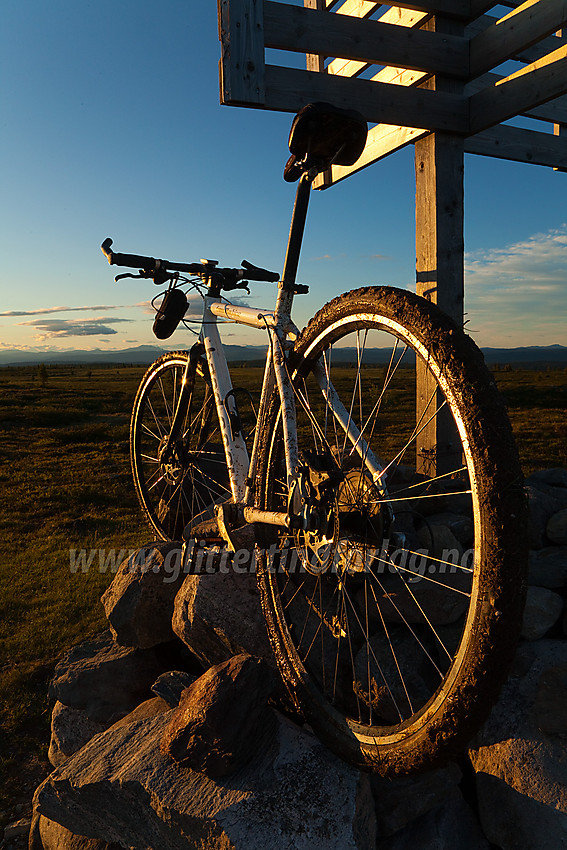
top-left (217, 0), bottom-right (567, 473)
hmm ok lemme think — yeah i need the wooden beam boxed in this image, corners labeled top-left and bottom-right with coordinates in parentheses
top-left (305, 0), bottom-right (326, 73)
top-left (263, 1), bottom-right (470, 78)
top-left (331, 0), bottom-right (380, 19)
top-left (263, 64), bottom-right (469, 131)
top-left (467, 123), bottom-right (567, 169)
top-left (218, 0), bottom-right (265, 105)
top-left (466, 71), bottom-right (567, 124)
top-left (326, 0), bottom-right (471, 14)
top-left (327, 7), bottom-right (430, 79)
top-left (316, 118), bottom-right (567, 188)
top-left (313, 122), bottom-right (428, 187)
top-left (470, 0), bottom-right (567, 78)
top-left (469, 44), bottom-right (567, 133)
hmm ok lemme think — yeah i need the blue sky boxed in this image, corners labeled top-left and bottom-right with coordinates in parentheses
top-left (1, 0), bottom-right (566, 352)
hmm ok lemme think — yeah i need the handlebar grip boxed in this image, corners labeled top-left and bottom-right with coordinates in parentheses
top-left (101, 238), bottom-right (157, 270)
top-left (241, 260), bottom-right (280, 283)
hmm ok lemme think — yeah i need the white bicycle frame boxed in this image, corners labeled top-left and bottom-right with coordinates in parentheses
top-left (194, 284), bottom-right (386, 531)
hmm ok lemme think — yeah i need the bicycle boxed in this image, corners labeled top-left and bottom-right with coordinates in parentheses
top-left (101, 102), bottom-right (527, 775)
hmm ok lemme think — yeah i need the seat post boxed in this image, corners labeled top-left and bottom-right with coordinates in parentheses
top-left (280, 172), bottom-right (313, 291)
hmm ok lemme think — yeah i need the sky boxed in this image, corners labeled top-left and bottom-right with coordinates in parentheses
top-left (1, 0), bottom-right (566, 354)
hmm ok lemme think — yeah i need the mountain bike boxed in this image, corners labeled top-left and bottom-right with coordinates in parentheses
top-left (101, 102), bottom-right (527, 774)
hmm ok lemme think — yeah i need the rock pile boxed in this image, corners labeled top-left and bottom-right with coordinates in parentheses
top-left (15, 469), bottom-right (567, 849)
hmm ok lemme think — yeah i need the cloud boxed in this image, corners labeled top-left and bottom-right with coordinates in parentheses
top-left (0, 304), bottom-right (136, 317)
top-left (18, 317), bottom-right (132, 341)
top-left (464, 224), bottom-right (567, 345)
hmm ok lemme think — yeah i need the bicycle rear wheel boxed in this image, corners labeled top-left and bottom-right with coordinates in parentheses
top-left (255, 287), bottom-right (527, 774)
top-left (130, 350), bottom-right (230, 540)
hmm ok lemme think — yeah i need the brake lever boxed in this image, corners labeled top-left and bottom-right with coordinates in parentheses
top-left (115, 272), bottom-right (143, 281)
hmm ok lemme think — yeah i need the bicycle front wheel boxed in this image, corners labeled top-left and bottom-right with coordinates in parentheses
top-left (130, 350), bottom-right (230, 540)
top-left (255, 287), bottom-right (527, 774)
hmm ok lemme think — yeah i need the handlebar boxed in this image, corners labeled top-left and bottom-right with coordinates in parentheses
top-left (100, 238), bottom-right (280, 286)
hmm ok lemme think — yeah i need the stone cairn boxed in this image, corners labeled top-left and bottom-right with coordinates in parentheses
top-left (5, 469), bottom-right (567, 849)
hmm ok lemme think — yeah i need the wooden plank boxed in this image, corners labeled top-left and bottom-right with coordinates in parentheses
top-left (263, 64), bottom-right (469, 131)
top-left (326, 0), bottom-right (470, 14)
top-left (466, 123), bottom-right (567, 169)
top-left (466, 14), bottom-right (567, 63)
top-left (469, 44), bottom-right (567, 133)
top-left (305, 0), bottom-right (326, 73)
top-left (470, 0), bottom-right (567, 78)
top-left (327, 7), bottom-right (430, 79)
top-left (332, 0), bottom-right (380, 18)
top-left (316, 118), bottom-right (567, 188)
top-left (263, 1), bottom-right (470, 78)
top-left (313, 122), bottom-right (428, 187)
top-left (466, 71), bottom-right (567, 124)
top-left (218, 0), bottom-right (265, 105)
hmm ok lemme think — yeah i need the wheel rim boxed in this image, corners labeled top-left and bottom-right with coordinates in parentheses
top-left (132, 357), bottom-right (231, 540)
top-left (262, 316), bottom-right (482, 741)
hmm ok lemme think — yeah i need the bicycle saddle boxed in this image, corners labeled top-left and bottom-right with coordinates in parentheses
top-left (284, 102), bottom-right (367, 182)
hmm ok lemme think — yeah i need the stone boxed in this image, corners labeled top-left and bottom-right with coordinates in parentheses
top-left (30, 813), bottom-right (121, 849)
top-left (528, 546), bottom-right (567, 588)
top-left (469, 640), bottom-right (567, 849)
top-left (36, 709), bottom-right (376, 850)
top-left (528, 468), bottom-right (567, 489)
top-left (521, 586), bottom-right (563, 640)
top-left (109, 695), bottom-right (170, 730)
top-left (161, 654), bottom-right (276, 777)
top-left (547, 508), bottom-right (567, 545)
top-left (3, 817), bottom-right (31, 839)
top-left (48, 631), bottom-right (163, 723)
top-left (525, 484), bottom-right (565, 549)
top-left (421, 512), bottom-right (474, 547)
top-left (151, 670), bottom-right (197, 707)
top-left (376, 793), bottom-right (490, 849)
top-left (172, 569), bottom-right (275, 670)
top-left (101, 542), bottom-right (185, 649)
top-left (48, 702), bottom-right (105, 768)
top-left (371, 762), bottom-right (462, 836)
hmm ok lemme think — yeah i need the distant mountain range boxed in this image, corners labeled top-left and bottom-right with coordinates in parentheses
top-left (0, 343), bottom-right (566, 367)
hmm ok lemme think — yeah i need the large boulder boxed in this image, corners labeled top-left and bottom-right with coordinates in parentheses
top-left (547, 508), bottom-right (567, 545)
top-left (161, 654), bottom-right (275, 777)
top-left (376, 793), bottom-right (490, 849)
top-left (371, 762), bottom-right (462, 836)
top-left (101, 542), bottom-right (185, 648)
top-left (172, 569), bottom-right (275, 669)
top-left (525, 483), bottom-right (567, 549)
top-left (48, 631), bottom-right (164, 723)
top-left (528, 546), bottom-right (567, 589)
top-left (35, 708), bottom-right (377, 849)
top-left (48, 702), bottom-right (105, 768)
top-left (468, 640), bottom-right (567, 849)
top-left (520, 586), bottom-right (563, 640)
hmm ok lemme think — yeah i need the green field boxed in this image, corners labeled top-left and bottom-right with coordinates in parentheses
top-left (0, 361), bottom-right (565, 821)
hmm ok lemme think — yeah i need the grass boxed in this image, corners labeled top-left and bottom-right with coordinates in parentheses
top-left (0, 360), bottom-right (565, 822)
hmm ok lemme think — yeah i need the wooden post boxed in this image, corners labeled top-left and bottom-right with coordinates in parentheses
top-left (415, 16), bottom-right (464, 478)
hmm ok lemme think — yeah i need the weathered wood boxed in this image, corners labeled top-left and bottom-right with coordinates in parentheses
top-left (415, 15), bottom-right (465, 477)
top-left (467, 123), bottom-right (567, 169)
top-left (332, 0), bottom-right (380, 19)
top-left (466, 14), bottom-right (567, 64)
top-left (330, 0), bottom-right (472, 17)
top-left (316, 117), bottom-right (567, 188)
top-left (469, 44), bottom-right (567, 133)
top-left (470, 0), bottom-right (567, 78)
top-left (466, 71), bottom-right (567, 124)
top-left (218, 0), bottom-right (265, 105)
top-left (327, 7), bottom-right (429, 79)
top-left (263, 1), bottom-right (469, 78)
top-left (263, 64), bottom-right (468, 132)
top-left (304, 0), bottom-right (326, 73)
